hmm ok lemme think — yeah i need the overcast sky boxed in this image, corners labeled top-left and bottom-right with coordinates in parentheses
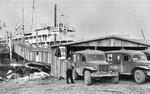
top-left (0, 0), bottom-right (150, 39)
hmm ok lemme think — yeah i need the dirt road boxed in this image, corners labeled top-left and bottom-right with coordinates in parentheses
top-left (1, 76), bottom-right (150, 94)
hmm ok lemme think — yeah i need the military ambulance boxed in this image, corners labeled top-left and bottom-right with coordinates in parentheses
top-left (72, 50), bottom-right (119, 85)
top-left (105, 50), bottom-right (150, 84)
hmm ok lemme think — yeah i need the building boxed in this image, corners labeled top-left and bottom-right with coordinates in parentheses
top-left (50, 35), bottom-right (150, 78)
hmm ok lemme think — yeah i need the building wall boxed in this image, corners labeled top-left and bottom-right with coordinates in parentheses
top-left (29, 51), bottom-right (51, 64)
top-left (51, 47), bottom-right (67, 78)
top-left (13, 43), bottom-right (51, 64)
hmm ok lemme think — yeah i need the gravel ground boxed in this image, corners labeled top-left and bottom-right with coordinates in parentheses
top-left (1, 75), bottom-right (150, 94)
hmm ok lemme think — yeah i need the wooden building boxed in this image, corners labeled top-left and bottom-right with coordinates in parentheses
top-left (13, 41), bottom-right (51, 64)
top-left (51, 35), bottom-right (150, 78)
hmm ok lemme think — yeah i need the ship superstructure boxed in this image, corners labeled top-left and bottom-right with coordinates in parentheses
top-left (0, 23), bottom-right (75, 48)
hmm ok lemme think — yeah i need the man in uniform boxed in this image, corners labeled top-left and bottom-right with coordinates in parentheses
top-left (66, 57), bottom-right (75, 84)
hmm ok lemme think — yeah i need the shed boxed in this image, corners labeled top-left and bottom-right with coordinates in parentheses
top-left (51, 35), bottom-right (150, 78)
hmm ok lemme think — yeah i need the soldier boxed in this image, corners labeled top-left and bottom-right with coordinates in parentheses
top-left (66, 57), bottom-right (75, 84)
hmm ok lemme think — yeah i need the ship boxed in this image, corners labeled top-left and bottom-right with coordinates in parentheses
top-left (0, 3), bottom-right (76, 48)
top-left (0, 23), bottom-right (75, 48)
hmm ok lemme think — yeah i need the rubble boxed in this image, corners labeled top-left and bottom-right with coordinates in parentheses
top-left (25, 62), bottom-right (51, 74)
top-left (0, 62), bottom-right (51, 82)
top-left (17, 71), bottom-right (50, 81)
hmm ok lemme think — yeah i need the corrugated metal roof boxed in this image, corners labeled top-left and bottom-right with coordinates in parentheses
top-left (142, 49), bottom-right (150, 54)
top-left (74, 49), bottom-right (104, 55)
top-left (132, 39), bottom-right (150, 45)
top-left (105, 50), bottom-right (145, 56)
top-left (51, 35), bottom-right (150, 47)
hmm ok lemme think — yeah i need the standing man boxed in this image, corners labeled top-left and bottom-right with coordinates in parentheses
top-left (66, 57), bottom-right (75, 84)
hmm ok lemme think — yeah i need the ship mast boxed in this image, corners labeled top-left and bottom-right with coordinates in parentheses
top-left (31, 0), bottom-right (35, 32)
top-left (32, 0), bottom-right (38, 47)
top-left (22, 0), bottom-right (25, 42)
top-left (54, 4), bottom-right (57, 45)
top-left (54, 4), bottom-right (57, 27)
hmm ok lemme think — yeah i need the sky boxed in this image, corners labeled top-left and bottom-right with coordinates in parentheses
top-left (0, 0), bottom-right (150, 39)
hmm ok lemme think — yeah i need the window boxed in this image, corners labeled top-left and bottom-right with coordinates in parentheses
top-left (36, 52), bottom-right (39, 55)
top-left (133, 54), bottom-right (147, 61)
top-left (73, 54), bottom-right (76, 62)
top-left (107, 54), bottom-right (121, 64)
top-left (117, 55), bottom-right (120, 60)
top-left (82, 55), bottom-right (86, 62)
top-left (77, 55), bottom-right (80, 61)
top-left (124, 55), bottom-right (130, 61)
top-left (87, 54), bottom-right (105, 61)
top-left (107, 54), bottom-right (112, 62)
top-left (147, 55), bottom-right (150, 61)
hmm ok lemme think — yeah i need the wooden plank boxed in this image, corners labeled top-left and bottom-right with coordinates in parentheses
top-left (29, 51), bottom-right (30, 61)
top-left (51, 50), bottom-right (54, 76)
top-left (41, 51), bottom-right (43, 62)
top-left (51, 46), bottom-right (67, 78)
top-left (51, 49), bottom-right (56, 77)
top-left (48, 52), bottom-right (50, 63)
top-left (62, 59), bottom-right (66, 78)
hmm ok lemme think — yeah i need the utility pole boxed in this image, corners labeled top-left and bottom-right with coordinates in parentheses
top-left (31, 0), bottom-right (38, 47)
